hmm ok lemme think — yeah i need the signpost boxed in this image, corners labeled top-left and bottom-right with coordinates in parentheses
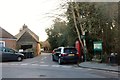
top-left (93, 41), bottom-right (103, 59)
top-left (94, 41), bottom-right (102, 52)
top-left (81, 32), bottom-right (87, 62)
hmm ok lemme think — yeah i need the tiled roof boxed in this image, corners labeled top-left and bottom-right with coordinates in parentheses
top-left (15, 25), bottom-right (39, 42)
top-left (0, 27), bottom-right (17, 39)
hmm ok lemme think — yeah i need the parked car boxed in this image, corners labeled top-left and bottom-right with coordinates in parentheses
top-left (19, 49), bottom-right (34, 59)
top-left (52, 47), bottom-right (79, 64)
top-left (0, 47), bottom-right (24, 62)
top-left (41, 48), bottom-right (44, 52)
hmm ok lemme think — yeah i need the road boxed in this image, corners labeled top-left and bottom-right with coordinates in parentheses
top-left (0, 53), bottom-right (119, 79)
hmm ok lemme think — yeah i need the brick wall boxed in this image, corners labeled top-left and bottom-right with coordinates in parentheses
top-left (36, 43), bottom-right (41, 55)
top-left (3, 40), bottom-right (16, 49)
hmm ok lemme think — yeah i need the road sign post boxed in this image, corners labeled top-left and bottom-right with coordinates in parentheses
top-left (81, 31), bottom-right (87, 62)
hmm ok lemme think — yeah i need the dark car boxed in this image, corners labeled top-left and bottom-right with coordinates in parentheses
top-left (52, 47), bottom-right (79, 65)
top-left (0, 47), bottom-right (24, 62)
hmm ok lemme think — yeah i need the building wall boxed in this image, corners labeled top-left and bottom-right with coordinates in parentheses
top-left (36, 43), bottom-right (41, 55)
top-left (16, 42), bottom-right (41, 56)
top-left (17, 32), bottom-right (37, 43)
top-left (16, 32), bottom-right (41, 56)
top-left (3, 40), bottom-right (16, 49)
top-left (16, 32), bottom-right (37, 48)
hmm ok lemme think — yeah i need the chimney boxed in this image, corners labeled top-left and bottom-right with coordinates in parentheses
top-left (19, 28), bottom-right (22, 32)
top-left (23, 24), bottom-right (28, 30)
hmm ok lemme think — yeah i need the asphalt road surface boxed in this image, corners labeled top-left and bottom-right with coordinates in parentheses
top-left (0, 53), bottom-right (119, 79)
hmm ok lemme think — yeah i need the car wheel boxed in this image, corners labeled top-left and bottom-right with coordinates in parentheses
top-left (52, 55), bottom-right (55, 61)
top-left (17, 56), bottom-right (22, 61)
top-left (58, 58), bottom-right (62, 65)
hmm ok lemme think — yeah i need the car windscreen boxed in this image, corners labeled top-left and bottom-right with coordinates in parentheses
top-left (64, 48), bottom-right (77, 54)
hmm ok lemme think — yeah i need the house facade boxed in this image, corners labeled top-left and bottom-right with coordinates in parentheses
top-left (42, 40), bottom-right (51, 52)
top-left (0, 27), bottom-right (17, 49)
top-left (15, 24), bottom-right (41, 56)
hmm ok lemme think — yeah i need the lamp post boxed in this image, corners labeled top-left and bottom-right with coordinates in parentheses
top-left (105, 23), bottom-right (108, 53)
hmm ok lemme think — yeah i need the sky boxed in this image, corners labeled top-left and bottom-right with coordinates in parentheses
top-left (1, 0), bottom-right (118, 42)
top-left (0, 0), bottom-right (65, 41)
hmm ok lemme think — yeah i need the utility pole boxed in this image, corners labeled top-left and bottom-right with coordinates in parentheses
top-left (83, 31), bottom-right (87, 62)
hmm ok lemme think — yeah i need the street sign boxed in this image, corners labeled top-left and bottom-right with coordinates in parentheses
top-left (93, 41), bottom-right (102, 52)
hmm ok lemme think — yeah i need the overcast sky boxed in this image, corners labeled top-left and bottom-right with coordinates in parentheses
top-left (0, 0), bottom-right (65, 41)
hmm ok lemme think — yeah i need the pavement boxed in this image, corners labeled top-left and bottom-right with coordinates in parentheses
top-left (79, 62), bottom-right (120, 72)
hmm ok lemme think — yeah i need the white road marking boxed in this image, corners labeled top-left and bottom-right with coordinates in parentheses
top-left (10, 64), bottom-right (18, 65)
top-left (111, 72), bottom-right (119, 74)
top-left (74, 68), bottom-right (83, 69)
top-left (51, 65), bottom-right (60, 67)
top-left (31, 64), bottom-right (39, 66)
top-left (44, 57), bottom-right (47, 59)
top-left (20, 63), bottom-right (28, 66)
top-left (39, 65), bottom-right (49, 67)
top-left (61, 65), bottom-right (72, 68)
top-left (40, 62), bottom-right (45, 63)
top-left (2, 62), bottom-right (82, 70)
top-left (1, 63), bottom-right (9, 65)
top-left (28, 61), bottom-right (39, 64)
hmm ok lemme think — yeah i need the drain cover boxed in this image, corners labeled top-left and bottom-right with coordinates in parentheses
top-left (39, 75), bottom-right (46, 77)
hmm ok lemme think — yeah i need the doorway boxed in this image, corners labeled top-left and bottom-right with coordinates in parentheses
top-left (21, 45), bottom-right (32, 50)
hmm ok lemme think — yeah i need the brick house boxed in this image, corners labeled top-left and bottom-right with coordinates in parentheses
top-left (0, 27), bottom-right (17, 49)
top-left (42, 40), bottom-right (51, 52)
top-left (15, 24), bottom-right (41, 56)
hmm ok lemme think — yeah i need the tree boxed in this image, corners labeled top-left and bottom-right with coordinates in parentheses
top-left (65, 2), bottom-right (119, 61)
top-left (46, 2), bottom-right (119, 63)
top-left (45, 18), bottom-right (68, 50)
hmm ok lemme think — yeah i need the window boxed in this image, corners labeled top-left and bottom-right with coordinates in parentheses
top-left (64, 48), bottom-right (77, 54)
top-left (1, 47), bottom-right (15, 53)
top-left (0, 41), bottom-right (5, 47)
top-left (0, 47), bottom-right (6, 52)
top-left (9, 49), bottom-right (15, 53)
top-left (56, 48), bottom-right (61, 53)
